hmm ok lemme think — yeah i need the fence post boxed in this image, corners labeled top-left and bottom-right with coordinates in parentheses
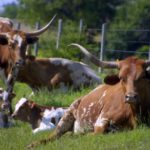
top-left (148, 49), bottom-right (150, 60)
top-left (16, 22), bottom-right (21, 30)
top-left (79, 19), bottom-right (83, 41)
top-left (56, 19), bottom-right (62, 49)
top-left (34, 22), bottom-right (40, 56)
top-left (99, 23), bottom-right (107, 73)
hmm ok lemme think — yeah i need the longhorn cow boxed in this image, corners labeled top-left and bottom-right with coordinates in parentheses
top-left (0, 16), bottom-right (56, 112)
top-left (0, 16), bottom-right (56, 83)
top-left (16, 55), bottom-right (101, 92)
top-left (27, 43), bottom-right (150, 148)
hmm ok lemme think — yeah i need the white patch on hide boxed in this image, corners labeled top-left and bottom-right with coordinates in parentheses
top-left (2, 90), bottom-right (9, 101)
top-left (14, 98), bottom-right (27, 113)
top-left (49, 58), bottom-right (101, 88)
top-left (95, 117), bottom-right (108, 127)
top-left (99, 90), bottom-right (108, 104)
top-left (74, 120), bottom-right (84, 133)
top-left (13, 34), bottom-right (23, 48)
top-left (33, 108), bottom-right (66, 133)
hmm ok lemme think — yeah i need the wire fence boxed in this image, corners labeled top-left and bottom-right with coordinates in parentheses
top-left (14, 19), bottom-right (150, 62)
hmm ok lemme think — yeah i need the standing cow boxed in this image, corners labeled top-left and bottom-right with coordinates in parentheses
top-left (0, 15), bottom-right (56, 111)
top-left (0, 16), bottom-right (56, 84)
top-left (27, 44), bottom-right (150, 148)
top-left (0, 17), bottom-right (13, 83)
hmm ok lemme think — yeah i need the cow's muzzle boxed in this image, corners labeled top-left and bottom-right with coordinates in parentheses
top-left (125, 93), bottom-right (138, 104)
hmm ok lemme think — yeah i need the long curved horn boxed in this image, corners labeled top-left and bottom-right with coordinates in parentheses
top-left (69, 43), bottom-right (118, 68)
top-left (25, 14), bottom-right (57, 37)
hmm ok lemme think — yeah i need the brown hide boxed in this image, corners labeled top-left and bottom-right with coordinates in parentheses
top-left (12, 99), bottom-right (67, 130)
top-left (0, 19), bottom-right (14, 75)
top-left (27, 83), bottom-right (138, 148)
top-left (27, 45), bottom-right (150, 148)
top-left (16, 56), bottom-right (100, 91)
top-left (17, 57), bottom-right (72, 90)
top-left (12, 100), bottom-right (42, 127)
top-left (0, 15), bottom-right (56, 78)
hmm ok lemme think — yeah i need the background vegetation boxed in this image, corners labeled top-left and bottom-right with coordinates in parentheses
top-left (2, 0), bottom-right (150, 60)
top-left (1, 0), bottom-right (150, 149)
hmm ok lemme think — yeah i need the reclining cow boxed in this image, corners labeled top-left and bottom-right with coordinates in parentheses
top-left (27, 44), bottom-right (150, 148)
top-left (16, 55), bottom-right (101, 92)
top-left (12, 97), bottom-right (67, 133)
top-left (0, 17), bottom-right (101, 93)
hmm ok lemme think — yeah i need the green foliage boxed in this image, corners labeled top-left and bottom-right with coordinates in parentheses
top-left (106, 0), bottom-right (150, 59)
top-left (1, 3), bottom-right (18, 19)
top-left (1, 83), bottom-right (150, 150)
top-left (135, 45), bottom-right (150, 58)
top-left (29, 20), bottom-right (89, 61)
top-left (1, 0), bottom-right (126, 27)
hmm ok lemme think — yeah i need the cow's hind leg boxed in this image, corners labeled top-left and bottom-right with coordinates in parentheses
top-left (27, 98), bottom-right (81, 149)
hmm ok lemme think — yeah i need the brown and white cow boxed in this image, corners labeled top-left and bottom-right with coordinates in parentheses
top-left (16, 56), bottom-right (101, 92)
top-left (0, 15), bottom-right (56, 84)
top-left (27, 44), bottom-right (150, 148)
top-left (0, 17), bottom-right (14, 83)
top-left (12, 97), bottom-right (67, 133)
top-left (0, 16), bottom-right (56, 111)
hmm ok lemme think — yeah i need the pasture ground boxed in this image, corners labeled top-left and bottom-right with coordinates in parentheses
top-left (0, 82), bottom-right (150, 150)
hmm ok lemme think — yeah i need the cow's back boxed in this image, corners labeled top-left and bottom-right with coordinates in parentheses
top-left (49, 58), bottom-right (101, 88)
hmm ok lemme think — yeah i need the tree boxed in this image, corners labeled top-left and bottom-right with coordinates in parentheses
top-left (106, 0), bottom-right (150, 59)
top-left (0, 3), bottom-right (18, 19)
top-left (15, 0), bottom-right (125, 26)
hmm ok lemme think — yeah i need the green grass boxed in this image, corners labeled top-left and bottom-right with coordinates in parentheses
top-left (0, 82), bottom-right (150, 150)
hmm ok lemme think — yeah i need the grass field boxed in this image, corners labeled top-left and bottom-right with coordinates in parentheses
top-left (0, 82), bottom-right (150, 150)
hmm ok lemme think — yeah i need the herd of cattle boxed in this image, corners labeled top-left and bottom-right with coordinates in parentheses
top-left (0, 16), bottom-right (150, 148)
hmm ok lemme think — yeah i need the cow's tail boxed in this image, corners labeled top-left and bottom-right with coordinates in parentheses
top-left (27, 131), bottom-right (59, 149)
top-left (27, 97), bottom-right (82, 149)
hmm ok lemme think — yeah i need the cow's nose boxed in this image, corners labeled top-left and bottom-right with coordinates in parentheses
top-left (125, 93), bottom-right (138, 104)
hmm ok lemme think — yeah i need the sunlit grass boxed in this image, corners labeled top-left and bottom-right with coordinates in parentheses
top-left (0, 81), bottom-right (150, 150)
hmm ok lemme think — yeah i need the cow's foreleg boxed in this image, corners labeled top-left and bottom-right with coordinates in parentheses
top-left (94, 117), bottom-right (109, 134)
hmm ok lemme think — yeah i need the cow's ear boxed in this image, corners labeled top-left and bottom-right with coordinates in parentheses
top-left (26, 36), bottom-right (39, 44)
top-left (30, 102), bottom-right (36, 109)
top-left (0, 34), bottom-right (8, 45)
top-left (104, 74), bottom-right (120, 85)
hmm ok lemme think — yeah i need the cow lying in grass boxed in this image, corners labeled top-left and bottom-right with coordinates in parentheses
top-left (27, 44), bottom-right (150, 148)
top-left (12, 98), bottom-right (67, 133)
top-left (16, 55), bottom-right (101, 92)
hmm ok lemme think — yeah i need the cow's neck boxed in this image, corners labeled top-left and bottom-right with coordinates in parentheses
top-left (29, 106), bottom-right (43, 129)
